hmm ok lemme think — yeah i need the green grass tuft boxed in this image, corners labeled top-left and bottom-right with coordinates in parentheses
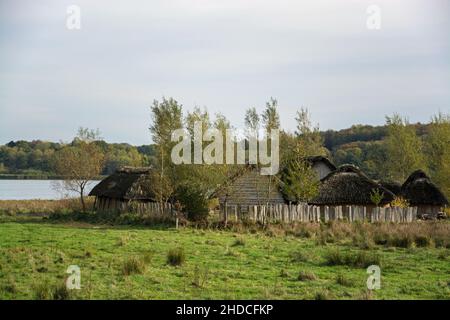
top-left (166, 248), bottom-right (185, 266)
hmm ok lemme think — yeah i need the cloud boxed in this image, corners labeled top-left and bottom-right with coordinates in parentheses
top-left (0, 0), bottom-right (449, 145)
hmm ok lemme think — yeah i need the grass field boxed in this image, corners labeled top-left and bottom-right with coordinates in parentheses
top-left (0, 219), bottom-right (449, 300)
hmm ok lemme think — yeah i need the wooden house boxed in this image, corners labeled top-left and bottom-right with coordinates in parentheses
top-left (89, 167), bottom-right (157, 212)
top-left (379, 180), bottom-right (402, 196)
top-left (307, 155), bottom-right (336, 180)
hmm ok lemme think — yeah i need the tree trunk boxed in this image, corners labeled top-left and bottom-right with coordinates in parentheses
top-left (80, 186), bottom-right (86, 211)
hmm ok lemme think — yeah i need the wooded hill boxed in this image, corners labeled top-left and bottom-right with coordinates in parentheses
top-left (0, 122), bottom-right (430, 180)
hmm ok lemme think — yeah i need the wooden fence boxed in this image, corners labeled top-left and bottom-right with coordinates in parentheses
top-left (220, 204), bottom-right (418, 223)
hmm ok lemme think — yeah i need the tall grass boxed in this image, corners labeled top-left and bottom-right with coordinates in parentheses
top-left (121, 256), bottom-right (146, 276)
top-left (33, 281), bottom-right (70, 300)
top-left (0, 198), bottom-right (94, 216)
top-left (325, 248), bottom-right (382, 268)
top-left (166, 248), bottom-right (185, 266)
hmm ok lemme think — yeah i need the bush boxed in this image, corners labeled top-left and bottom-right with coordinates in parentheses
top-left (390, 196), bottom-right (410, 208)
top-left (167, 247), bottom-right (185, 266)
top-left (175, 184), bottom-right (209, 222)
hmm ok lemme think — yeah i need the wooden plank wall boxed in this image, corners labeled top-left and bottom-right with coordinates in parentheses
top-left (96, 197), bottom-right (173, 216)
top-left (220, 204), bottom-right (418, 223)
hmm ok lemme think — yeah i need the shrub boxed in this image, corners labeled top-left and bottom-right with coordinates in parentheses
top-left (122, 256), bottom-right (146, 275)
top-left (390, 196), bottom-right (410, 208)
top-left (175, 184), bottom-right (209, 222)
top-left (370, 189), bottom-right (384, 207)
top-left (297, 270), bottom-right (317, 281)
top-left (167, 248), bottom-right (185, 266)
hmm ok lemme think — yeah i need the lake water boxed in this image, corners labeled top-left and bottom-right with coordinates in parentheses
top-left (0, 180), bottom-right (100, 200)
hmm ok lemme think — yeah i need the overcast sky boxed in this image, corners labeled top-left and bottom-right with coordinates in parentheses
top-left (0, 0), bottom-right (449, 145)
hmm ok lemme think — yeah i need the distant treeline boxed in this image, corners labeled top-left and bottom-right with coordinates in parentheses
top-left (322, 123), bottom-right (430, 149)
top-left (322, 123), bottom-right (431, 178)
top-left (0, 140), bottom-right (157, 177)
top-left (0, 122), bottom-right (430, 180)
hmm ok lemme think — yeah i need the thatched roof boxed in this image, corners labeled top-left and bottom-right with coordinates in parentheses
top-left (89, 166), bottom-right (156, 200)
top-left (211, 164), bottom-right (286, 205)
top-left (309, 164), bottom-right (395, 206)
top-left (307, 155), bottom-right (336, 171)
top-left (401, 170), bottom-right (449, 206)
top-left (379, 181), bottom-right (402, 196)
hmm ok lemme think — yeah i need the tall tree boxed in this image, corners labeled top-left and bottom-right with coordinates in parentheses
top-left (384, 114), bottom-right (425, 182)
top-left (424, 112), bottom-right (450, 197)
top-left (149, 97), bottom-right (183, 204)
top-left (185, 107), bottom-right (211, 138)
top-left (280, 139), bottom-right (320, 203)
top-left (295, 107), bottom-right (327, 156)
top-left (262, 97), bottom-right (280, 133)
top-left (244, 107), bottom-right (260, 138)
top-left (53, 128), bottom-right (105, 211)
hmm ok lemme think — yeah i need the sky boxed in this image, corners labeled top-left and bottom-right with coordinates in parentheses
top-left (0, 0), bottom-right (449, 145)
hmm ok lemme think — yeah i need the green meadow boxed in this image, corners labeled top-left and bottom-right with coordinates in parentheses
top-left (0, 220), bottom-right (449, 300)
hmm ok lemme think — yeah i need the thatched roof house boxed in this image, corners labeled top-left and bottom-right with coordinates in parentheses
top-left (401, 170), bottom-right (448, 215)
top-left (379, 181), bottom-right (402, 196)
top-left (213, 165), bottom-right (286, 209)
top-left (89, 167), bottom-right (156, 211)
top-left (310, 164), bottom-right (395, 207)
top-left (213, 156), bottom-right (336, 210)
top-left (307, 156), bottom-right (336, 180)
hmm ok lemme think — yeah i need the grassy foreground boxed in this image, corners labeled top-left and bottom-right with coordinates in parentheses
top-left (0, 220), bottom-right (449, 300)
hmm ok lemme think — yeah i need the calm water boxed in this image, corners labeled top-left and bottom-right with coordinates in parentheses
top-left (0, 180), bottom-right (100, 200)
